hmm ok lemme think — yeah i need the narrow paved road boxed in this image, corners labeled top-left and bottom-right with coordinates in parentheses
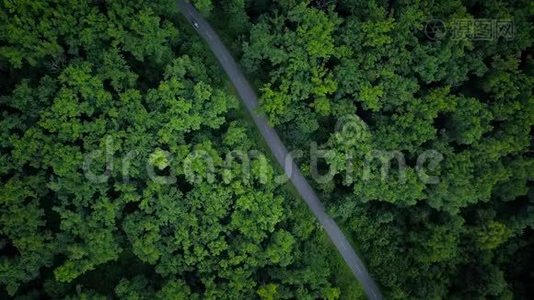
top-left (177, 1), bottom-right (382, 299)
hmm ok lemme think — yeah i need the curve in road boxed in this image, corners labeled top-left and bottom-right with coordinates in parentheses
top-left (176, 1), bottom-right (382, 299)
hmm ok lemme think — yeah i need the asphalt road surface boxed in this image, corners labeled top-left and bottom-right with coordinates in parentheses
top-left (177, 1), bottom-right (383, 299)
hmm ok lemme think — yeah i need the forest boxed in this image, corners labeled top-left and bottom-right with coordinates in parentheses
top-left (0, 0), bottom-right (533, 299)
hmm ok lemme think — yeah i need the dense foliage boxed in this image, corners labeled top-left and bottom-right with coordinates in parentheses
top-left (237, 0), bottom-right (534, 298)
top-left (0, 0), bottom-right (349, 299)
top-left (1, 0), bottom-right (533, 299)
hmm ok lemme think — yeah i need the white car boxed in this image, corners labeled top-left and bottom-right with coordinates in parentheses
top-left (192, 19), bottom-right (199, 29)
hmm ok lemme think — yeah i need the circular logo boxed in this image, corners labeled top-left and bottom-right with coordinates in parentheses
top-left (424, 19), bottom-right (447, 40)
top-left (334, 115), bottom-right (369, 144)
